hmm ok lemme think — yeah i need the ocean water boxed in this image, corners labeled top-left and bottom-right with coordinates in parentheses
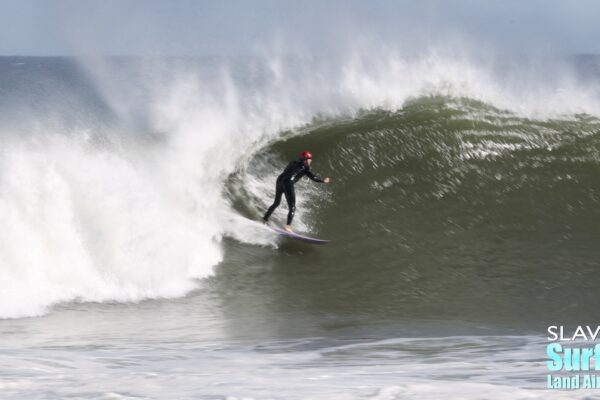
top-left (1, 53), bottom-right (600, 399)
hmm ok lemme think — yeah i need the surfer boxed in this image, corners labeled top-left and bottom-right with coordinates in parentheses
top-left (262, 151), bottom-right (331, 232)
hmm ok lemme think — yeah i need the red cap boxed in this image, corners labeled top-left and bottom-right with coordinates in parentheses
top-left (299, 151), bottom-right (313, 160)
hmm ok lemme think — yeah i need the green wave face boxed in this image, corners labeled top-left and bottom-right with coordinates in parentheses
top-left (225, 96), bottom-right (600, 328)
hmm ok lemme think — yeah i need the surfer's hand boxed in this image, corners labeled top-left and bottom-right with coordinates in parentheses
top-left (324, 177), bottom-right (331, 183)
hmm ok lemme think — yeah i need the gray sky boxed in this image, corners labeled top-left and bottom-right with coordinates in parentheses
top-left (0, 0), bottom-right (599, 56)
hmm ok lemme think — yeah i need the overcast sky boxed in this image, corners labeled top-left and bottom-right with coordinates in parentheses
top-left (0, 0), bottom-right (599, 56)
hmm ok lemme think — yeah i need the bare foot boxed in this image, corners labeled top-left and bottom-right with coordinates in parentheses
top-left (284, 225), bottom-right (293, 233)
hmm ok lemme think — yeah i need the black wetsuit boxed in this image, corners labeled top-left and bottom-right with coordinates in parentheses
top-left (263, 160), bottom-right (325, 225)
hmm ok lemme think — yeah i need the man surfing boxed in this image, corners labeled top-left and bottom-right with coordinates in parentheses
top-left (262, 151), bottom-right (331, 232)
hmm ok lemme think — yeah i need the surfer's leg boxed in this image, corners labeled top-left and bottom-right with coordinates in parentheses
top-left (283, 182), bottom-right (296, 225)
top-left (263, 182), bottom-right (284, 222)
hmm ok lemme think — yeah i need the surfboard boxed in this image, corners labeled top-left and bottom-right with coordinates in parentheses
top-left (269, 226), bottom-right (330, 245)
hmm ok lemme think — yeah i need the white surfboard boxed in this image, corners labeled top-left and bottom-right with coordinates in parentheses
top-left (269, 226), bottom-right (330, 245)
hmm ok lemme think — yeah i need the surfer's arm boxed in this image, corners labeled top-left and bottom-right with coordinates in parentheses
top-left (304, 169), bottom-right (324, 183)
top-left (292, 172), bottom-right (306, 183)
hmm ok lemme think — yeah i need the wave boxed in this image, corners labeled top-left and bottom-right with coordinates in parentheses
top-left (1, 50), bottom-right (599, 319)
top-left (230, 98), bottom-right (600, 326)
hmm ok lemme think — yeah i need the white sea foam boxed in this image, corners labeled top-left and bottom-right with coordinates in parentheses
top-left (0, 334), bottom-right (593, 399)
